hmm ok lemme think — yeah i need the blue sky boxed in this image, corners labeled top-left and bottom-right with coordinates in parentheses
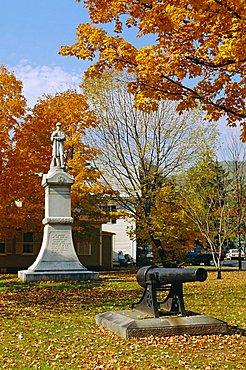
top-left (0, 0), bottom-right (89, 69)
top-left (1, 0), bottom-right (91, 105)
top-left (0, 0), bottom-right (242, 149)
top-left (0, 0), bottom-right (151, 105)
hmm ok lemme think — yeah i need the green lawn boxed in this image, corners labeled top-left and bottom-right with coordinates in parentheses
top-left (0, 270), bottom-right (245, 369)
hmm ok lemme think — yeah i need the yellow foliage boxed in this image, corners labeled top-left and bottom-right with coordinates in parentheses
top-left (61, 0), bottom-right (246, 140)
top-left (150, 184), bottom-right (201, 262)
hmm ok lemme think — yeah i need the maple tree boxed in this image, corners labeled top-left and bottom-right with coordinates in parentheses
top-left (13, 91), bottom-right (106, 234)
top-left (0, 66), bottom-right (26, 235)
top-left (0, 66), bottom-right (106, 237)
top-left (61, 0), bottom-right (246, 139)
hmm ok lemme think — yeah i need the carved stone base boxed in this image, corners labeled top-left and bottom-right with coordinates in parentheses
top-left (26, 224), bottom-right (85, 272)
top-left (18, 224), bottom-right (100, 282)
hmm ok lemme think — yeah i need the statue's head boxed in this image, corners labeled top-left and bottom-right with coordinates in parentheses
top-left (56, 122), bottom-right (61, 128)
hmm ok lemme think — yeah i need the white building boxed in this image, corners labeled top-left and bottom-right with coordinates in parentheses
top-left (101, 210), bottom-right (136, 259)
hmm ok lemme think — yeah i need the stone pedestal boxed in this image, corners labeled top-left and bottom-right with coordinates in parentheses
top-left (18, 168), bottom-right (99, 282)
top-left (96, 310), bottom-right (228, 339)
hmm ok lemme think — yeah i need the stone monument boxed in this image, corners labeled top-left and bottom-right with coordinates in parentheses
top-left (18, 123), bottom-right (99, 282)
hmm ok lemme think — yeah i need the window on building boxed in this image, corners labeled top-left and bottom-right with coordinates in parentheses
top-left (23, 232), bottom-right (34, 253)
top-left (77, 241), bottom-right (92, 256)
top-left (0, 241), bottom-right (5, 254)
top-left (99, 205), bottom-right (117, 212)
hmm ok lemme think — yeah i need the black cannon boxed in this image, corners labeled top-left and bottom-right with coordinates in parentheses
top-left (132, 265), bottom-right (207, 318)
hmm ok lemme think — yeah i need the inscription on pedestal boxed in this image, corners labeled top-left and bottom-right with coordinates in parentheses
top-left (49, 231), bottom-right (71, 254)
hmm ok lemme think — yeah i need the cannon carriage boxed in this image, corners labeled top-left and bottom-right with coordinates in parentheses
top-left (132, 265), bottom-right (207, 317)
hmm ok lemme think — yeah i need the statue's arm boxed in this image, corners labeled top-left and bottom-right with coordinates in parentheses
top-left (51, 131), bottom-right (57, 142)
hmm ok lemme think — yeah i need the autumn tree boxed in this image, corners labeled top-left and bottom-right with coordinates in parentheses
top-left (12, 90), bottom-right (107, 234)
top-left (83, 75), bottom-right (218, 264)
top-left (0, 66), bottom-right (26, 235)
top-left (0, 66), bottom-right (106, 238)
top-left (61, 0), bottom-right (246, 139)
top-left (145, 182), bottom-right (201, 265)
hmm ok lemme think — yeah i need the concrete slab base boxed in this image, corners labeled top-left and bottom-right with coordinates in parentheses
top-left (96, 310), bottom-right (228, 339)
top-left (18, 270), bottom-right (99, 282)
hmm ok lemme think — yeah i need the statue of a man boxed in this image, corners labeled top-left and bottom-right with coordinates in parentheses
top-left (50, 122), bottom-right (66, 168)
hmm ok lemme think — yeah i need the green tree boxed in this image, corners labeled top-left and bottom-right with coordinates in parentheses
top-left (179, 159), bottom-right (238, 278)
top-left (222, 135), bottom-right (246, 269)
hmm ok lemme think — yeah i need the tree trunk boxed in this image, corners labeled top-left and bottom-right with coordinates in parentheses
top-left (214, 255), bottom-right (222, 279)
top-left (217, 269), bottom-right (222, 279)
top-left (216, 258), bottom-right (222, 279)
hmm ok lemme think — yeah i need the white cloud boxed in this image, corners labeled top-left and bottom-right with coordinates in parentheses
top-left (12, 61), bottom-right (82, 106)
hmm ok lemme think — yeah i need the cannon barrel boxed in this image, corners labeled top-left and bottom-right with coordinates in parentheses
top-left (136, 265), bottom-right (207, 288)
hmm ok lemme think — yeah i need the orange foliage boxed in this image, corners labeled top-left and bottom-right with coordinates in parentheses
top-left (61, 0), bottom-right (246, 139)
top-left (0, 67), bottom-right (105, 237)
